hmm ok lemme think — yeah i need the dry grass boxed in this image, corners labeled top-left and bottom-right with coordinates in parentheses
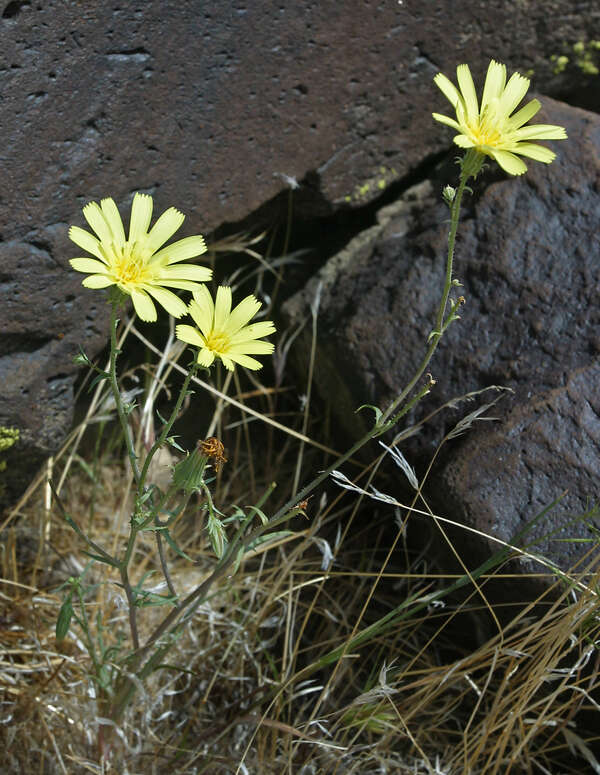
top-left (2, 238), bottom-right (599, 774)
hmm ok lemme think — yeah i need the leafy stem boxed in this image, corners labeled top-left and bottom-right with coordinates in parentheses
top-left (265, 150), bottom-right (482, 526)
top-left (109, 301), bottom-right (141, 485)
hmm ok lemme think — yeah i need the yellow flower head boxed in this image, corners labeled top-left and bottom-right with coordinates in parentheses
top-left (432, 60), bottom-right (567, 175)
top-left (69, 193), bottom-right (212, 322)
top-left (176, 285), bottom-right (276, 371)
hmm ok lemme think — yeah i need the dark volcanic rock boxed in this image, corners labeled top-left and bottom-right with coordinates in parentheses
top-left (0, 227), bottom-right (110, 509)
top-left (1, 0), bottom-right (599, 508)
top-left (2, 1), bottom-right (599, 233)
top-left (441, 362), bottom-right (600, 577)
top-left (284, 98), bottom-right (600, 576)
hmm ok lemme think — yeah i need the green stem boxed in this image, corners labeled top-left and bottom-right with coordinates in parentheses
top-left (379, 149), bottom-right (482, 425)
top-left (109, 302), bottom-right (141, 485)
top-left (138, 361), bottom-right (198, 491)
top-left (115, 350), bottom-right (197, 647)
top-left (119, 550), bottom-right (140, 651)
top-left (267, 152), bottom-right (481, 526)
top-left (155, 528), bottom-right (177, 598)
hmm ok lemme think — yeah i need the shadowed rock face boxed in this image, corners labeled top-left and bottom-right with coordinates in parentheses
top-left (441, 361), bottom-right (600, 578)
top-left (284, 98), bottom-right (600, 578)
top-left (0, 226), bottom-right (110, 508)
top-left (1, 0), bottom-right (599, 508)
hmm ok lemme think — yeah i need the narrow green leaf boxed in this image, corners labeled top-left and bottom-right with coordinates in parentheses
top-left (81, 549), bottom-right (120, 567)
top-left (88, 370), bottom-right (111, 392)
top-left (56, 597), bottom-right (74, 641)
top-left (73, 454), bottom-right (99, 484)
top-left (167, 436), bottom-right (186, 453)
top-left (246, 530), bottom-right (293, 552)
top-left (163, 529), bottom-right (194, 562)
top-left (356, 404), bottom-right (383, 425)
top-left (135, 592), bottom-right (178, 608)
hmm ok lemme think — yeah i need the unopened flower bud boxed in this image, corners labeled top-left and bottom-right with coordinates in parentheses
top-left (443, 185), bottom-right (456, 206)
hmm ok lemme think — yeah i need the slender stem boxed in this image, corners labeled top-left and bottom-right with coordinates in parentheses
top-left (117, 514), bottom-right (141, 649)
top-left (263, 152), bottom-right (481, 526)
top-left (109, 302), bottom-right (141, 485)
top-left (138, 361), bottom-right (198, 491)
top-left (380, 150), bottom-right (480, 425)
top-left (116, 352), bottom-right (197, 647)
top-left (155, 527), bottom-right (177, 598)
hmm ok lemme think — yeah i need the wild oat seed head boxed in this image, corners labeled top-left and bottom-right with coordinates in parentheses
top-left (432, 59), bottom-right (567, 175)
top-left (69, 193), bottom-right (212, 322)
top-left (176, 285), bottom-right (276, 371)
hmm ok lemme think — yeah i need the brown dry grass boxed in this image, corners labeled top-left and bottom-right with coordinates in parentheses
top-left (2, 256), bottom-right (599, 774)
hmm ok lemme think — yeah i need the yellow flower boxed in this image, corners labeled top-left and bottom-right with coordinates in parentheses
top-left (176, 285), bottom-right (275, 371)
top-left (69, 193), bottom-right (212, 322)
top-left (432, 60), bottom-right (567, 175)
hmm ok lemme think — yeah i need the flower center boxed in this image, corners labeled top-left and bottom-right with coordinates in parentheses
top-left (469, 119), bottom-right (503, 149)
top-left (107, 240), bottom-right (153, 287)
top-left (205, 330), bottom-right (231, 353)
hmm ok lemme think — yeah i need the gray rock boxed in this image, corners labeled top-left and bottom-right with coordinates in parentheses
top-left (3, 2), bottom-right (598, 234)
top-left (283, 97), bottom-right (600, 577)
top-left (0, 226), bottom-right (110, 509)
top-left (441, 361), bottom-right (600, 579)
top-left (2, 0), bottom-right (599, 508)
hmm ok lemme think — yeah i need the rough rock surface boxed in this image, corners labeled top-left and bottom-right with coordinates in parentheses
top-left (1, 0), bottom-right (599, 508)
top-left (441, 361), bottom-right (600, 579)
top-left (3, 1), bottom-right (598, 232)
top-left (0, 227), bottom-right (110, 509)
top-left (283, 98), bottom-right (600, 577)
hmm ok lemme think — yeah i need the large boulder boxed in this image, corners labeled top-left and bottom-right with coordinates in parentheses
top-left (283, 98), bottom-right (600, 578)
top-left (0, 227), bottom-right (110, 509)
top-left (2, 0), bottom-right (599, 509)
top-left (3, 2), bottom-right (598, 231)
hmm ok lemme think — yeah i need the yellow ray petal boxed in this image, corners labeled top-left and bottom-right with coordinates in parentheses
top-left (83, 201), bottom-right (112, 244)
top-left (143, 285), bottom-right (188, 318)
top-left (227, 295), bottom-right (262, 334)
top-left (228, 353), bottom-right (263, 370)
top-left (159, 264), bottom-right (213, 282)
top-left (197, 348), bottom-right (216, 367)
top-left (481, 60), bottom-right (506, 111)
top-left (101, 198), bottom-right (126, 245)
top-left (146, 207), bottom-right (185, 253)
top-left (189, 290), bottom-right (214, 334)
top-left (176, 324), bottom-right (206, 348)
top-left (82, 274), bottom-right (115, 289)
top-left (129, 193), bottom-right (153, 243)
top-left (70, 257), bottom-right (109, 274)
top-left (433, 73), bottom-right (461, 107)
top-left (230, 321), bottom-right (276, 343)
top-left (214, 286), bottom-right (233, 331)
top-left (152, 235), bottom-right (207, 265)
top-left (491, 149), bottom-right (527, 175)
top-left (130, 288), bottom-right (157, 322)
top-left (498, 71), bottom-right (530, 117)
top-left (456, 64), bottom-right (478, 122)
top-left (69, 226), bottom-right (104, 260)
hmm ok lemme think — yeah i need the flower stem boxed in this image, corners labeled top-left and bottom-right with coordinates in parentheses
top-left (137, 361), bottom-right (198, 491)
top-left (379, 149), bottom-right (481, 425)
top-left (109, 302), bottom-right (141, 485)
top-left (263, 151), bottom-right (482, 522)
